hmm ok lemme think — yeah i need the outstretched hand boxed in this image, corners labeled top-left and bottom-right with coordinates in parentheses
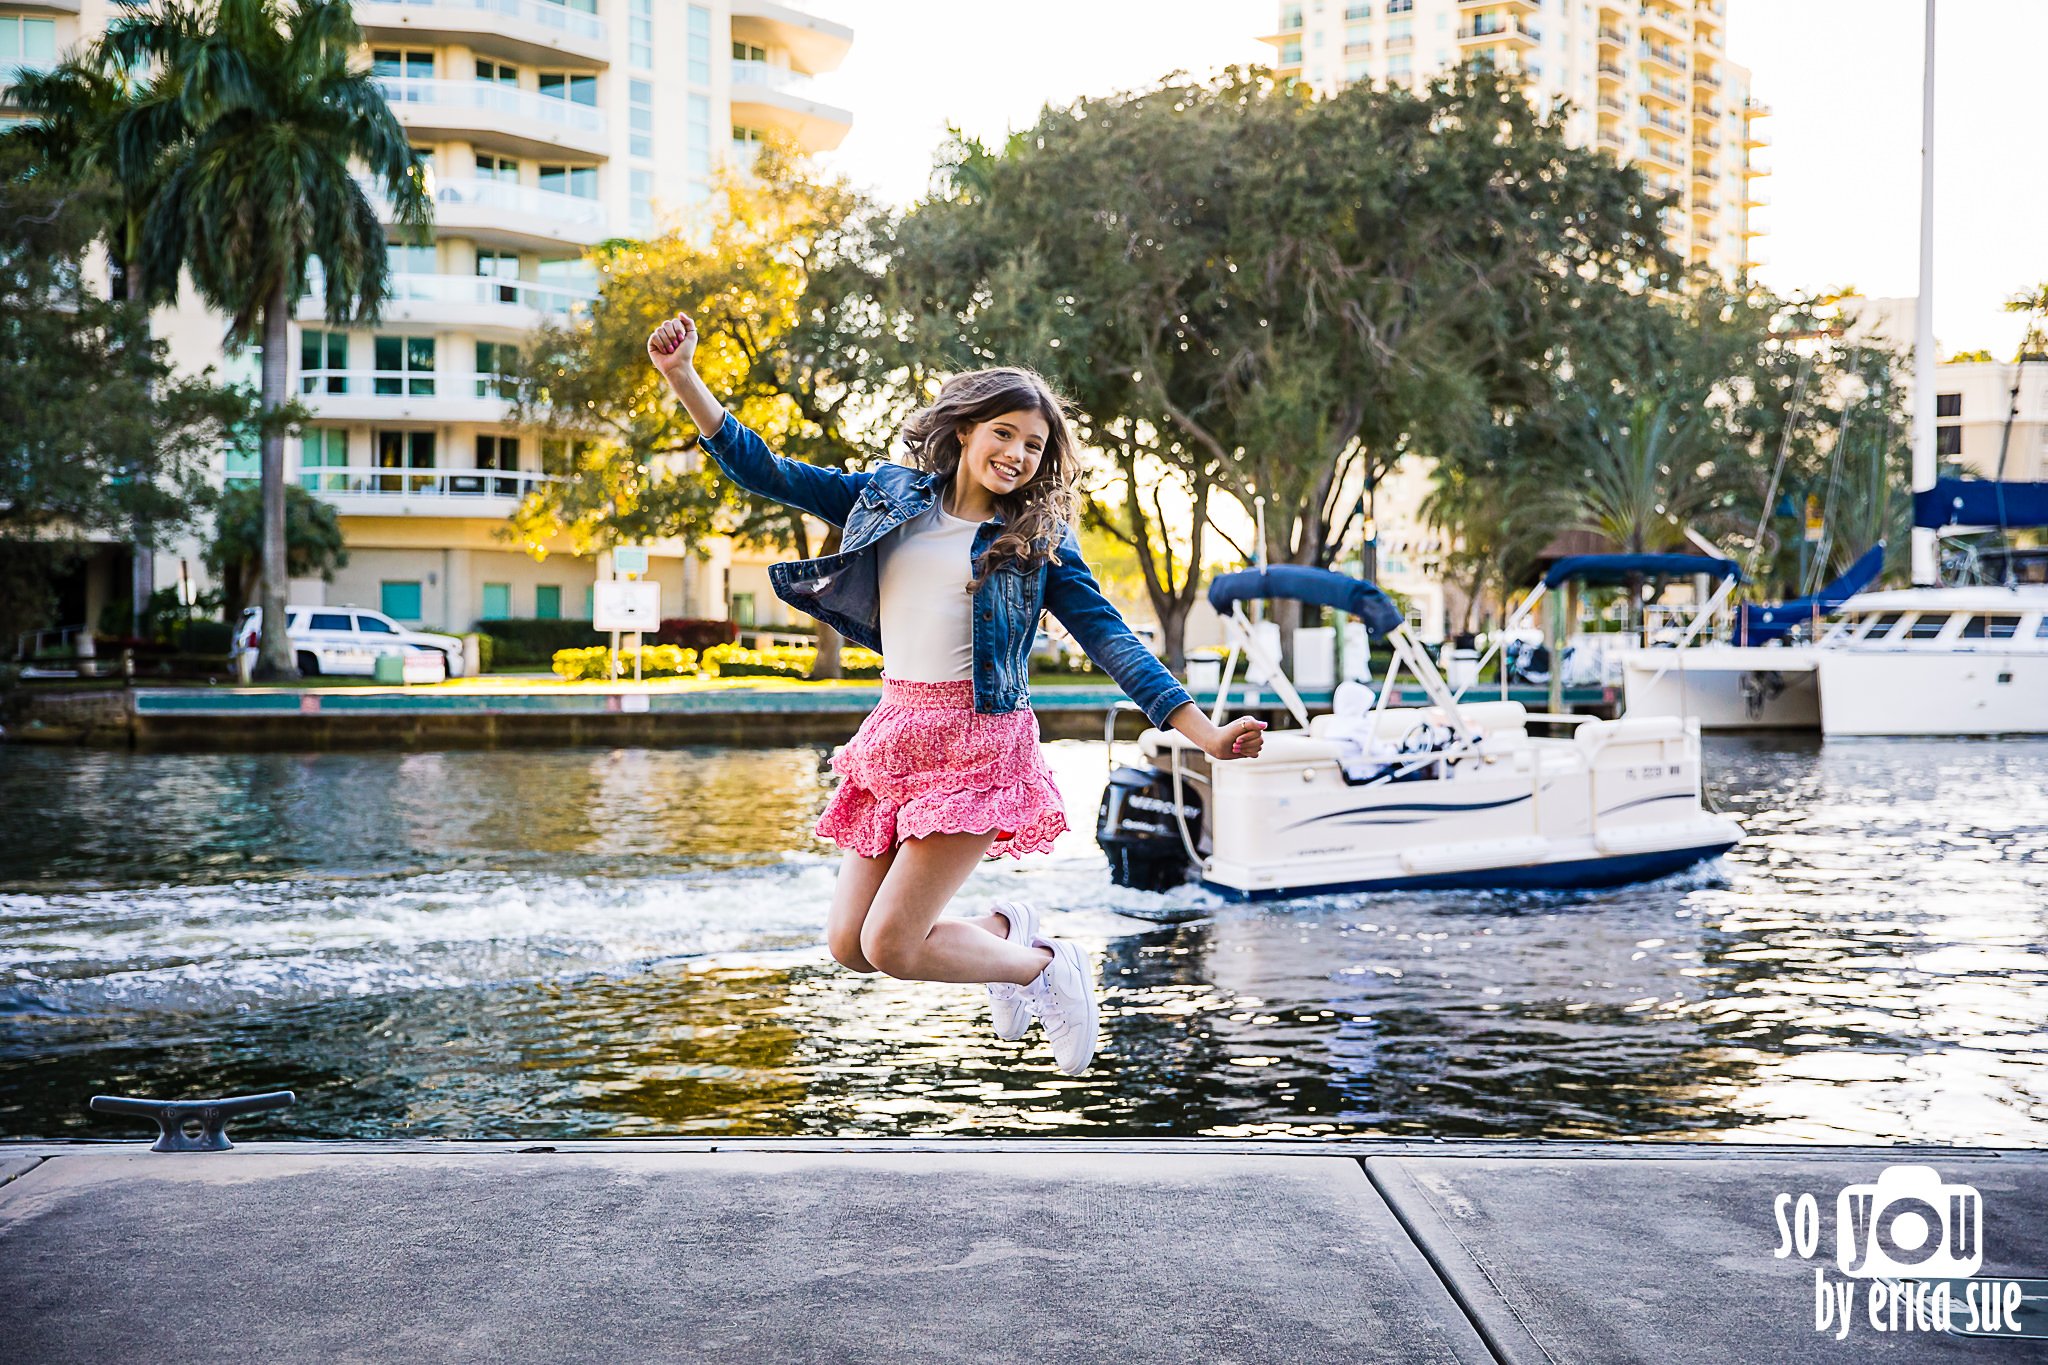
top-left (647, 311), bottom-right (698, 380)
top-left (1207, 716), bottom-right (1268, 761)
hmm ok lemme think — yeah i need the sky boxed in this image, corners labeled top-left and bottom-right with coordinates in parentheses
top-left (806, 0), bottom-right (2047, 359)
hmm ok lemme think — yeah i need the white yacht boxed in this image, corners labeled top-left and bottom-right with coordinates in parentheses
top-left (1811, 584), bottom-right (2048, 736)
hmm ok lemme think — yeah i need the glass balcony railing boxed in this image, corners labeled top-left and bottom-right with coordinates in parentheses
top-left (304, 270), bottom-right (595, 318)
top-left (432, 177), bottom-right (607, 230)
top-left (294, 466), bottom-right (556, 498)
top-left (729, 60), bottom-right (815, 94)
top-left (376, 77), bottom-right (606, 138)
top-left (364, 0), bottom-right (606, 44)
top-left (297, 368), bottom-right (521, 401)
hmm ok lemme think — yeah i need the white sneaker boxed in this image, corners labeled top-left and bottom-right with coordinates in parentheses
top-left (1026, 937), bottom-right (1099, 1075)
top-left (986, 901), bottom-right (1040, 1041)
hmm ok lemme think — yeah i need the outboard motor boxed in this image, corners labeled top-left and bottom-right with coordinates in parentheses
top-left (1096, 765), bottom-right (1201, 892)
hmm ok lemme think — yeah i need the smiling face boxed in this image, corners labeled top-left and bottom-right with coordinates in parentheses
top-left (957, 407), bottom-right (1050, 501)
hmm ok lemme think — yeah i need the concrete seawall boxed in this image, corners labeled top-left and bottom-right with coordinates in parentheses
top-left (3, 1138), bottom-right (2042, 1362)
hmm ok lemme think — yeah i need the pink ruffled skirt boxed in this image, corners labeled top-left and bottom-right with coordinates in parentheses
top-left (813, 675), bottom-right (1069, 860)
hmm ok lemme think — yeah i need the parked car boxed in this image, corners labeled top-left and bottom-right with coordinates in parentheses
top-left (235, 606), bottom-right (466, 678)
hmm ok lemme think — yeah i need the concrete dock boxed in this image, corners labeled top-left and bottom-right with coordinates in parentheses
top-left (4, 1139), bottom-right (2043, 1361)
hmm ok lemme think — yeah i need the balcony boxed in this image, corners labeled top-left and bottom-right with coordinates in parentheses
top-left (1458, 18), bottom-right (1539, 47)
top-left (1597, 25), bottom-right (1628, 47)
top-left (1691, 194), bottom-right (1719, 217)
top-left (1638, 3), bottom-right (1686, 40)
top-left (1692, 131), bottom-right (1722, 152)
top-left (376, 77), bottom-right (608, 160)
top-left (1596, 59), bottom-right (1628, 82)
top-left (731, 0), bottom-right (854, 76)
top-left (1693, 69), bottom-right (1722, 90)
top-left (1635, 138), bottom-right (1684, 172)
top-left (357, 175), bottom-right (610, 252)
top-left (299, 271), bottom-right (595, 334)
top-left (1597, 94), bottom-right (1628, 115)
top-left (1459, 0), bottom-right (1538, 8)
top-left (1259, 3), bottom-right (1305, 46)
top-left (356, 0), bottom-right (608, 68)
top-left (296, 368), bottom-right (517, 425)
top-left (1641, 76), bottom-right (1686, 107)
top-left (728, 60), bottom-right (852, 153)
top-left (1694, 99), bottom-right (1722, 121)
top-left (1642, 109), bottom-right (1687, 136)
top-left (1596, 130), bottom-right (1626, 154)
top-left (300, 465), bottom-right (557, 517)
top-left (1743, 187), bottom-right (1769, 208)
top-left (1638, 40), bottom-right (1685, 74)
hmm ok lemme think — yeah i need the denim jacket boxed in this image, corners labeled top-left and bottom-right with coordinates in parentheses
top-left (698, 413), bottom-right (1195, 730)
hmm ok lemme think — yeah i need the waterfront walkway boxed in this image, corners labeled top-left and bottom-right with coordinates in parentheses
top-left (13, 678), bottom-right (1616, 748)
top-left (3, 1138), bottom-right (2042, 1361)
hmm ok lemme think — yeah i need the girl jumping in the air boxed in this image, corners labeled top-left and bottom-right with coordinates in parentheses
top-left (648, 313), bottom-right (1267, 1075)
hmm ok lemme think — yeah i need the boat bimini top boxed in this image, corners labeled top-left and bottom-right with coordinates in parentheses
top-left (1462, 553), bottom-right (1746, 701)
top-left (1203, 564), bottom-right (1469, 742)
top-left (1735, 543), bottom-right (1885, 645)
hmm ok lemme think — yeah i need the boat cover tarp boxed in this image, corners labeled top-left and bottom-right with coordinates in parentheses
top-left (1541, 553), bottom-right (1742, 589)
top-left (1735, 543), bottom-right (1887, 644)
top-left (1206, 566), bottom-right (1406, 638)
top-left (1913, 477), bottom-right (2048, 530)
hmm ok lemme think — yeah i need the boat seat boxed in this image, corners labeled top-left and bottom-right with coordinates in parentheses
top-left (1575, 714), bottom-right (1686, 757)
top-left (1307, 700), bottom-right (1528, 743)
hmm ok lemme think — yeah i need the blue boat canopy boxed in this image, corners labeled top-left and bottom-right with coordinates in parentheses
top-left (1541, 553), bottom-right (1743, 589)
top-left (1735, 543), bottom-right (1886, 645)
top-left (1206, 566), bottom-right (1406, 638)
top-left (1913, 478), bottom-right (2048, 530)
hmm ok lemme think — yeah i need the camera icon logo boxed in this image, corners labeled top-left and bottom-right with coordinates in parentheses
top-left (1837, 1165), bottom-right (1982, 1279)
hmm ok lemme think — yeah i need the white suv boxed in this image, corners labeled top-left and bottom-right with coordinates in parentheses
top-left (235, 606), bottom-right (466, 678)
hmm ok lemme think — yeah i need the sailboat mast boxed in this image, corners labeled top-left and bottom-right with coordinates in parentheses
top-left (1911, 0), bottom-right (1938, 585)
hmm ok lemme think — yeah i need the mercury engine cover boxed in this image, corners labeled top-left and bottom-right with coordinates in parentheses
top-left (1096, 765), bottom-right (1201, 892)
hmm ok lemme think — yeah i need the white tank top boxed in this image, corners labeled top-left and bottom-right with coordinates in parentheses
top-left (876, 498), bottom-right (982, 681)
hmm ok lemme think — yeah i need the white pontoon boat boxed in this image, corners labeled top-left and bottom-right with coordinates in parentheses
top-left (1095, 567), bottom-right (1740, 902)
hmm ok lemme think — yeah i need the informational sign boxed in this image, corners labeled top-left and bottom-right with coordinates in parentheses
top-left (611, 546), bottom-right (650, 578)
top-left (594, 579), bottom-right (661, 631)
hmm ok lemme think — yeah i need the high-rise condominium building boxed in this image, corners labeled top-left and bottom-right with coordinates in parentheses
top-left (1259, 0), bottom-right (1768, 282)
top-left (2, 0), bottom-right (852, 639)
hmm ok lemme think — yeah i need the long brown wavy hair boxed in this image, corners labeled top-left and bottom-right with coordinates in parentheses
top-left (895, 366), bottom-right (1081, 593)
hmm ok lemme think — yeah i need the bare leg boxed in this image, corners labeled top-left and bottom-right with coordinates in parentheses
top-left (859, 830), bottom-right (1055, 986)
top-left (825, 845), bottom-right (895, 974)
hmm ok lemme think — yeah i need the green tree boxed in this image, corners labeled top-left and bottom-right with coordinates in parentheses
top-left (0, 153), bottom-right (246, 645)
top-left (899, 65), bottom-right (1671, 668)
top-left (108, 0), bottom-right (429, 678)
top-left (513, 146), bottom-right (913, 678)
top-left (204, 482), bottom-right (349, 620)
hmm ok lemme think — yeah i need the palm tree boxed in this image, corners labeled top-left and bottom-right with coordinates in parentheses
top-left (107, 0), bottom-right (429, 678)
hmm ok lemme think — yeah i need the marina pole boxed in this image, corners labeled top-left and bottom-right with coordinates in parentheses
top-left (1911, 0), bottom-right (1938, 585)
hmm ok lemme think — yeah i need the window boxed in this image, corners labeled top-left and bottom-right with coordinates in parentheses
top-left (1959, 614), bottom-right (2020, 640)
top-left (688, 94), bottom-right (711, 180)
top-left (1345, 3), bottom-right (1371, 17)
top-left (482, 583), bottom-right (512, 620)
top-left (1387, 17), bottom-right (1412, 39)
top-left (475, 59), bottom-right (517, 84)
top-left (629, 78), bottom-right (654, 158)
top-left (539, 164), bottom-right (598, 199)
top-left (1, 17), bottom-right (56, 70)
top-left (386, 240), bottom-right (435, 276)
top-left (630, 0), bottom-right (653, 69)
top-left (687, 5), bottom-right (710, 84)
top-left (538, 72), bottom-right (597, 106)
top-left (381, 582), bottom-right (424, 622)
top-left (1904, 613), bottom-right (1951, 640)
top-left (1386, 0), bottom-right (1412, 11)
top-left (476, 249), bottom-right (520, 302)
top-left (300, 429), bottom-right (348, 491)
top-left (476, 434), bottom-right (521, 494)
top-left (310, 612), bottom-right (351, 632)
top-left (539, 257), bottom-right (598, 295)
top-left (355, 613), bottom-right (398, 635)
top-left (1865, 612), bottom-right (1905, 639)
top-left (731, 592), bottom-right (756, 627)
top-left (1935, 392), bottom-right (1961, 418)
top-left (476, 341), bottom-right (519, 399)
top-left (372, 49), bottom-right (433, 80)
top-left (630, 169), bottom-right (654, 229)
top-left (1346, 21), bottom-right (1371, 47)
top-left (584, 584), bottom-right (595, 618)
top-left (300, 330), bottom-right (348, 393)
top-left (535, 585), bottom-right (563, 620)
top-left (375, 429), bottom-right (436, 492)
top-left (373, 335), bottom-right (435, 395)
top-left (476, 153), bottom-right (520, 183)
top-left (1936, 425), bottom-right (1962, 457)
top-left (1345, 57), bottom-right (1371, 80)
top-left (1280, 40), bottom-right (1302, 63)
top-left (732, 41), bottom-right (767, 63)
top-left (1387, 52), bottom-right (1412, 75)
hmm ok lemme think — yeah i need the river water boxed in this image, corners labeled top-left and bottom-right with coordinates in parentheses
top-left (2, 736), bottom-right (2044, 1143)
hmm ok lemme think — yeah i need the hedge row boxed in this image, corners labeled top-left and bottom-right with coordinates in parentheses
top-left (549, 641), bottom-right (884, 681)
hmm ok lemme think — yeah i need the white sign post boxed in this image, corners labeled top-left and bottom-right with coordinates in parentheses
top-left (596, 549), bottom-right (659, 684)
